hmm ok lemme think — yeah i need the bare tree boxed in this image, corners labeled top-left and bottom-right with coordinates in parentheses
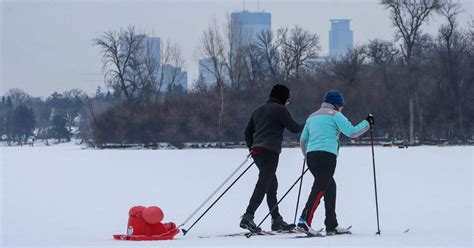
top-left (366, 39), bottom-right (400, 87)
top-left (381, 0), bottom-right (442, 144)
top-left (200, 20), bottom-right (228, 144)
top-left (5, 88), bottom-right (31, 107)
top-left (328, 46), bottom-right (367, 85)
top-left (225, 14), bottom-right (247, 89)
top-left (156, 40), bottom-right (186, 95)
top-left (242, 43), bottom-right (264, 87)
top-left (256, 29), bottom-right (281, 83)
top-left (231, 20), bottom-right (277, 89)
top-left (133, 37), bottom-right (160, 103)
top-left (435, 0), bottom-right (469, 140)
top-left (469, 17), bottom-right (474, 37)
top-left (366, 40), bottom-right (399, 66)
top-left (198, 15), bottom-right (247, 91)
top-left (277, 26), bottom-right (320, 80)
top-left (62, 89), bottom-right (88, 130)
top-left (93, 26), bottom-right (158, 106)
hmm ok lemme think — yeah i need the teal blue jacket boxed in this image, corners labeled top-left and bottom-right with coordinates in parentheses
top-left (300, 103), bottom-right (369, 156)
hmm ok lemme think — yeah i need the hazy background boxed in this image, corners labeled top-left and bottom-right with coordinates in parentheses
top-left (1, 0), bottom-right (473, 96)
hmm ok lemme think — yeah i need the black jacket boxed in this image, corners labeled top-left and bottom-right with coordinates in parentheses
top-left (244, 98), bottom-right (304, 153)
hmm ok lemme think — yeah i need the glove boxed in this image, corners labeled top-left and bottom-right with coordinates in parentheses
top-left (366, 114), bottom-right (374, 125)
top-left (250, 147), bottom-right (264, 156)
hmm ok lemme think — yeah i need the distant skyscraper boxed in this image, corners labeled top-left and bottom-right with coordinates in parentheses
top-left (142, 36), bottom-right (161, 63)
top-left (120, 35), bottom-right (187, 93)
top-left (177, 70), bottom-right (188, 92)
top-left (197, 10), bottom-right (271, 88)
top-left (120, 35), bottom-right (160, 62)
top-left (198, 58), bottom-right (217, 87)
top-left (329, 19), bottom-right (353, 57)
top-left (230, 10), bottom-right (271, 47)
top-left (198, 58), bottom-right (229, 88)
top-left (160, 64), bottom-right (188, 92)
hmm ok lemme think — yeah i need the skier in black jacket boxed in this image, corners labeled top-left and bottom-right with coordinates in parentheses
top-left (240, 84), bottom-right (304, 233)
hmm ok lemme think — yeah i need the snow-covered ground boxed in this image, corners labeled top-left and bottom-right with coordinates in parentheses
top-left (1, 143), bottom-right (473, 247)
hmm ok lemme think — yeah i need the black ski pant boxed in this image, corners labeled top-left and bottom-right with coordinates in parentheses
top-left (300, 151), bottom-right (338, 230)
top-left (245, 150), bottom-right (281, 219)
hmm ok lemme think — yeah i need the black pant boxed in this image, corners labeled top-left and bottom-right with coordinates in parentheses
top-left (300, 151), bottom-right (338, 230)
top-left (245, 150), bottom-right (281, 219)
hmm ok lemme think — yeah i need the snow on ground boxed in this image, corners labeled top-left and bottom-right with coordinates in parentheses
top-left (1, 143), bottom-right (473, 247)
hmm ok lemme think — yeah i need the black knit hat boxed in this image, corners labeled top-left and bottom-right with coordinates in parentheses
top-left (269, 84), bottom-right (290, 105)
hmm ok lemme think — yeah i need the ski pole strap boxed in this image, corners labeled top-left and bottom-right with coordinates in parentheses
top-left (179, 154), bottom-right (251, 228)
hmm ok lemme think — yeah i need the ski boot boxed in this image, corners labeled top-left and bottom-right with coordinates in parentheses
top-left (297, 217), bottom-right (324, 237)
top-left (271, 216), bottom-right (296, 231)
top-left (326, 225), bottom-right (352, 236)
top-left (240, 213), bottom-right (262, 233)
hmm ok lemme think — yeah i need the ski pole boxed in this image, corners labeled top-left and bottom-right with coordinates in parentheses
top-left (177, 154), bottom-right (250, 228)
top-left (246, 166), bottom-right (310, 238)
top-left (182, 160), bottom-right (255, 236)
top-left (293, 159), bottom-right (306, 224)
top-left (370, 123), bottom-right (381, 235)
top-left (179, 154), bottom-right (251, 229)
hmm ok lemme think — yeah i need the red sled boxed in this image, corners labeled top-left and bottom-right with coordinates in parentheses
top-left (113, 228), bottom-right (180, 241)
top-left (114, 206), bottom-right (180, 241)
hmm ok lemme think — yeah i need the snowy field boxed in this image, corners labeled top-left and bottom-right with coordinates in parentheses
top-left (1, 143), bottom-right (473, 247)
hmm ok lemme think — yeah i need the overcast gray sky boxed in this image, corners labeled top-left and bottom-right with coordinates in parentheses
top-left (1, 0), bottom-right (473, 97)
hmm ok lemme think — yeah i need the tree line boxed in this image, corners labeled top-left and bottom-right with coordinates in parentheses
top-left (0, 88), bottom-right (89, 145)
top-left (2, 0), bottom-right (473, 147)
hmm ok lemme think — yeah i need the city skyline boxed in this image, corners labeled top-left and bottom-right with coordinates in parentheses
top-left (198, 10), bottom-right (272, 87)
top-left (2, 0), bottom-right (473, 97)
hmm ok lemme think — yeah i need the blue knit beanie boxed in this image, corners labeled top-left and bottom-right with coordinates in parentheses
top-left (324, 90), bottom-right (345, 108)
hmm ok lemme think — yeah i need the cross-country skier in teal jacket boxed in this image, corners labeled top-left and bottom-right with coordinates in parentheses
top-left (297, 90), bottom-right (374, 236)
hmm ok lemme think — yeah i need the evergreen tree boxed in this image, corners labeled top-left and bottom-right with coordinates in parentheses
top-left (105, 91), bottom-right (113, 101)
top-left (0, 96), bottom-right (6, 139)
top-left (12, 105), bottom-right (36, 145)
top-left (0, 115), bottom-right (5, 139)
top-left (6, 96), bottom-right (12, 108)
top-left (4, 97), bottom-right (14, 144)
top-left (50, 114), bottom-right (71, 142)
top-left (95, 86), bottom-right (104, 99)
